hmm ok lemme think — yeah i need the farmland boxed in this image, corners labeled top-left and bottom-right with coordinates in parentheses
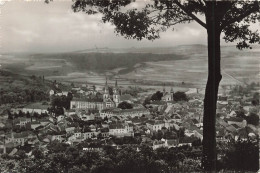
top-left (1, 44), bottom-right (259, 89)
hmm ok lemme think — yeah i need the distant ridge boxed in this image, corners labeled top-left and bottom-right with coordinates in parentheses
top-left (70, 44), bottom-right (208, 54)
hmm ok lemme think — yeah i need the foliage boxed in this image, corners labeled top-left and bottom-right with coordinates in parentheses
top-left (151, 91), bottom-right (163, 101)
top-left (2, 140), bottom-right (259, 173)
top-left (173, 91), bottom-right (188, 102)
top-left (117, 101), bottom-right (133, 109)
top-left (245, 112), bottom-right (259, 126)
top-left (2, 142), bottom-right (204, 173)
top-left (0, 70), bottom-right (51, 105)
top-left (143, 97), bottom-right (151, 107)
top-left (218, 140), bottom-right (259, 172)
top-left (251, 92), bottom-right (259, 106)
top-left (51, 93), bottom-right (73, 110)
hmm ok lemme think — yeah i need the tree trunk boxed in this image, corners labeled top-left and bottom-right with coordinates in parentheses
top-left (202, 2), bottom-right (222, 171)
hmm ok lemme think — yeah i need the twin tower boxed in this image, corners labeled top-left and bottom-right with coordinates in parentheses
top-left (103, 78), bottom-right (120, 105)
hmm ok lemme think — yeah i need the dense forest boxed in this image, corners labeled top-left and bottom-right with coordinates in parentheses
top-left (0, 139), bottom-right (258, 173)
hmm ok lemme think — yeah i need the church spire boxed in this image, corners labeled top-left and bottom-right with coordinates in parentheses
top-left (104, 76), bottom-right (109, 94)
top-left (163, 83), bottom-right (166, 94)
top-left (115, 79), bottom-right (118, 88)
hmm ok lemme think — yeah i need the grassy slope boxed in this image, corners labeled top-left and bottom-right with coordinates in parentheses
top-left (0, 69), bottom-right (69, 92)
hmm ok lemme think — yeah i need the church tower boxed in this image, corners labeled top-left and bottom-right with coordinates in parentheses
top-left (170, 87), bottom-right (174, 101)
top-left (163, 83), bottom-right (166, 95)
top-left (103, 77), bottom-right (109, 100)
top-left (113, 79), bottom-right (120, 106)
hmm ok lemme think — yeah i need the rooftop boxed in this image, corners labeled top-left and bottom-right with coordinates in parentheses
top-left (24, 102), bottom-right (49, 109)
top-left (72, 97), bottom-right (103, 102)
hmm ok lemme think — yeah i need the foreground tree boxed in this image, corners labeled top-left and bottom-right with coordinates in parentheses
top-left (45, 0), bottom-right (260, 171)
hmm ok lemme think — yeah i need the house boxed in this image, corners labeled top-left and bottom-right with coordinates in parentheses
top-left (184, 129), bottom-right (195, 137)
top-left (39, 119), bottom-right (51, 126)
top-left (191, 119), bottom-right (202, 128)
top-left (65, 109), bottom-right (76, 116)
top-left (49, 89), bottom-right (55, 96)
top-left (22, 102), bottom-right (49, 115)
top-left (165, 139), bottom-right (178, 148)
top-left (164, 105), bottom-right (174, 114)
top-left (70, 97), bottom-right (106, 111)
top-left (131, 117), bottom-right (148, 125)
top-left (14, 118), bottom-right (31, 129)
top-left (178, 137), bottom-right (196, 147)
top-left (148, 100), bottom-right (167, 108)
top-left (109, 123), bottom-right (134, 137)
top-left (216, 129), bottom-right (227, 142)
top-left (51, 134), bottom-right (63, 142)
top-left (100, 128), bottom-right (109, 138)
top-left (146, 120), bottom-right (166, 132)
top-left (77, 110), bottom-right (95, 121)
top-left (152, 140), bottom-right (165, 150)
top-left (55, 115), bottom-right (65, 122)
top-left (5, 132), bottom-right (29, 146)
top-left (82, 132), bottom-right (95, 140)
top-left (225, 117), bottom-right (247, 128)
top-left (56, 91), bottom-right (69, 96)
top-left (100, 107), bottom-right (150, 119)
top-left (31, 121), bottom-right (42, 130)
top-left (228, 110), bottom-right (237, 117)
top-left (193, 130), bottom-right (203, 140)
top-left (65, 127), bottom-right (75, 135)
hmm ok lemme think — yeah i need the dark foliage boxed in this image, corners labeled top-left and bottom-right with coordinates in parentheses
top-left (117, 101), bottom-right (133, 109)
top-left (173, 91), bottom-right (188, 101)
top-left (218, 140), bottom-right (259, 172)
top-left (151, 91), bottom-right (163, 101)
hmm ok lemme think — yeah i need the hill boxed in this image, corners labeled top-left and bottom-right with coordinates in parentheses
top-left (1, 44), bottom-right (259, 87)
top-left (0, 69), bottom-right (70, 106)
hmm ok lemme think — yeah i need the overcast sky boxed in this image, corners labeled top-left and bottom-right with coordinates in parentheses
top-left (1, 1), bottom-right (254, 53)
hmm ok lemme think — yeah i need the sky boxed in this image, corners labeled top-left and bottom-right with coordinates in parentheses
top-left (0, 1), bottom-right (257, 53)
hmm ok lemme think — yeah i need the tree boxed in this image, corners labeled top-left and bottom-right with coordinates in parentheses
top-left (252, 92), bottom-right (259, 106)
top-left (117, 101), bottom-right (133, 109)
top-left (32, 148), bottom-right (44, 160)
top-left (44, 0), bottom-right (260, 171)
top-left (151, 91), bottom-right (163, 101)
top-left (245, 112), bottom-right (259, 126)
top-left (220, 140), bottom-right (259, 172)
top-left (173, 91), bottom-right (188, 101)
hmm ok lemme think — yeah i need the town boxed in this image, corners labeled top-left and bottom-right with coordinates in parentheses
top-left (0, 74), bottom-right (259, 172)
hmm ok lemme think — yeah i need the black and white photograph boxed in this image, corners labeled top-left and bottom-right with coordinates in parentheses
top-left (0, 0), bottom-right (259, 172)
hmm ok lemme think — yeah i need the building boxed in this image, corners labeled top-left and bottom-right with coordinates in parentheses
top-left (70, 79), bottom-right (121, 110)
top-left (146, 120), bottom-right (166, 132)
top-left (100, 107), bottom-right (150, 119)
top-left (5, 132), bottom-right (32, 146)
top-left (162, 87), bottom-right (174, 102)
top-left (22, 102), bottom-right (49, 114)
top-left (109, 123), bottom-right (134, 137)
top-left (224, 117), bottom-right (247, 128)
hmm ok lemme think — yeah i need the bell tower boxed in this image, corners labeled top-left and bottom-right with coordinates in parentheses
top-left (170, 87), bottom-right (174, 101)
top-left (113, 79), bottom-right (120, 106)
top-left (103, 77), bottom-right (109, 100)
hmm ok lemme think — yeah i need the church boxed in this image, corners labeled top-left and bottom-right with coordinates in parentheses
top-left (161, 85), bottom-right (175, 102)
top-left (70, 78), bottom-right (121, 111)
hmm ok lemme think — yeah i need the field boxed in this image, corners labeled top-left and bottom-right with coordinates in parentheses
top-left (1, 44), bottom-right (259, 90)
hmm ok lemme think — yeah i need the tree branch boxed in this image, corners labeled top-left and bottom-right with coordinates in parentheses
top-left (173, 0), bottom-right (207, 29)
top-left (220, 2), bottom-right (259, 31)
top-left (151, 18), bottom-right (192, 27)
